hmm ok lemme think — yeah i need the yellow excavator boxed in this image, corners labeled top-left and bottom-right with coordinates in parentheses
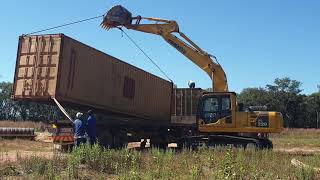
top-left (101, 5), bottom-right (283, 149)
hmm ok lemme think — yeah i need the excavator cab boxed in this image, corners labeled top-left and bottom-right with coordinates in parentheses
top-left (197, 92), bottom-right (283, 134)
top-left (199, 93), bottom-right (232, 124)
top-left (197, 92), bottom-right (235, 127)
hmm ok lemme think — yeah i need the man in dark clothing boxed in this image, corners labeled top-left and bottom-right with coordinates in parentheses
top-left (86, 110), bottom-right (97, 145)
top-left (74, 112), bottom-right (86, 146)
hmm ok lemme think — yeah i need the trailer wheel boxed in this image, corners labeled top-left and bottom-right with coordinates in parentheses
top-left (112, 130), bottom-right (128, 149)
top-left (249, 139), bottom-right (273, 150)
top-left (258, 139), bottom-right (273, 149)
top-left (151, 138), bottom-right (168, 150)
top-left (140, 139), bottom-right (147, 149)
top-left (151, 142), bottom-right (167, 150)
top-left (177, 137), bottom-right (199, 150)
top-left (97, 130), bottom-right (113, 148)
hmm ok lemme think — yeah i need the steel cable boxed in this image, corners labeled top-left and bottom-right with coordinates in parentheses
top-left (118, 27), bottom-right (173, 82)
top-left (24, 15), bottom-right (104, 36)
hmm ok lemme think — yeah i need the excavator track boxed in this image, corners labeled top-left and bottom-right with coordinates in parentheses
top-left (178, 135), bottom-right (273, 150)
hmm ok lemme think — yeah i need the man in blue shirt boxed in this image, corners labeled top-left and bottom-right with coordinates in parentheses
top-left (86, 110), bottom-right (97, 145)
top-left (74, 112), bottom-right (86, 147)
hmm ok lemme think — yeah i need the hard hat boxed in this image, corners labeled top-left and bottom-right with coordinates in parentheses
top-left (87, 109), bottom-right (93, 115)
top-left (76, 112), bottom-right (83, 118)
top-left (188, 80), bottom-right (195, 88)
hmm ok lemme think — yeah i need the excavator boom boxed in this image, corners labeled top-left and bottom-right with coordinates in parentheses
top-left (100, 5), bottom-right (283, 149)
top-left (101, 5), bottom-right (228, 92)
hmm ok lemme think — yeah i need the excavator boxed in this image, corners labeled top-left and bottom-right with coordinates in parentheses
top-left (100, 5), bottom-right (283, 149)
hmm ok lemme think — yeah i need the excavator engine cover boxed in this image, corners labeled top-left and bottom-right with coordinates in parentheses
top-left (101, 5), bottom-right (132, 29)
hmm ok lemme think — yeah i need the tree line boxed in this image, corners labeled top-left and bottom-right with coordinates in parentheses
top-left (1, 77), bottom-right (320, 128)
top-left (0, 82), bottom-right (64, 122)
top-left (238, 77), bottom-right (320, 128)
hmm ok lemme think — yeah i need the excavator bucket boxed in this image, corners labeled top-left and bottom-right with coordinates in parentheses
top-left (101, 5), bottom-right (132, 30)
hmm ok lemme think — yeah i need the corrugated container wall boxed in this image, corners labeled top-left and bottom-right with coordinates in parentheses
top-left (12, 34), bottom-right (173, 124)
top-left (171, 88), bottom-right (203, 125)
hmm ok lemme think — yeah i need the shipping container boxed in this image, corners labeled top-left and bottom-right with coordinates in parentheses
top-left (171, 88), bottom-right (203, 125)
top-left (12, 34), bottom-right (173, 124)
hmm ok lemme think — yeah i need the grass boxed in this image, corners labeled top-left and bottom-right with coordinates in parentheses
top-left (0, 128), bottom-right (320, 179)
top-left (271, 128), bottom-right (320, 148)
top-left (0, 144), bottom-right (319, 179)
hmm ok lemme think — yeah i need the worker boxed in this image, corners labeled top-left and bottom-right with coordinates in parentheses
top-left (86, 110), bottom-right (97, 145)
top-left (74, 112), bottom-right (86, 146)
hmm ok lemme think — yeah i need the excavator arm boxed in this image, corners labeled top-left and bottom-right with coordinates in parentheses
top-left (101, 6), bottom-right (228, 92)
top-left (99, 6), bottom-right (284, 148)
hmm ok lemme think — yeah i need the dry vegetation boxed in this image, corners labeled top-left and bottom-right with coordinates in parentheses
top-left (0, 120), bottom-right (47, 131)
top-left (0, 139), bottom-right (53, 152)
top-left (271, 128), bottom-right (320, 148)
top-left (0, 145), bottom-right (319, 179)
top-left (0, 126), bottom-right (320, 179)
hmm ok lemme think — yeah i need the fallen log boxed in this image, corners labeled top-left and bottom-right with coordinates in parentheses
top-left (291, 158), bottom-right (320, 173)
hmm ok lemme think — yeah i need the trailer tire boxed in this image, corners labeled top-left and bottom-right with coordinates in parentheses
top-left (97, 130), bottom-right (113, 148)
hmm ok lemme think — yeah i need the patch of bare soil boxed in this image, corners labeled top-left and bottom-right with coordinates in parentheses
top-left (1, 137), bottom-right (319, 165)
top-left (0, 150), bottom-right (56, 163)
top-left (0, 139), bottom-right (53, 152)
top-left (274, 147), bottom-right (320, 155)
top-left (0, 138), bottom-right (56, 163)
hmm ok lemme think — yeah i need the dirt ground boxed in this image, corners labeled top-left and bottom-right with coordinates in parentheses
top-left (274, 147), bottom-right (320, 155)
top-left (1, 128), bottom-right (320, 163)
top-left (1, 139), bottom-right (320, 164)
top-left (0, 139), bottom-right (56, 164)
top-left (0, 150), bottom-right (56, 163)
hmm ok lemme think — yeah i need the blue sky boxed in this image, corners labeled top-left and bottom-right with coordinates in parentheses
top-left (0, 0), bottom-right (319, 94)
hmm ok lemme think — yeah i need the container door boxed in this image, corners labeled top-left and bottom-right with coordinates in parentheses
top-left (14, 35), bottom-right (59, 98)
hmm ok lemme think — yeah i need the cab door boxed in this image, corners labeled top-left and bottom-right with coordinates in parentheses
top-left (220, 95), bottom-right (232, 123)
top-left (201, 96), bottom-right (220, 124)
top-left (198, 94), bottom-right (232, 125)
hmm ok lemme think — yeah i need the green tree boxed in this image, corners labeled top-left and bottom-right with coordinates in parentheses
top-left (0, 82), bottom-right (15, 119)
top-left (266, 77), bottom-right (303, 127)
top-left (0, 81), bottom-right (65, 121)
top-left (238, 87), bottom-right (270, 107)
top-left (266, 77), bottom-right (302, 94)
top-left (238, 77), bottom-right (311, 128)
top-left (304, 93), bottom-right (320, 128)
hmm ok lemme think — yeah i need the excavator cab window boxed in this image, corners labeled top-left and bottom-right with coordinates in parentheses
top-left (202, 97), bottom-right (220, 124)
top-left (200, 95), bottom-right (232, 124)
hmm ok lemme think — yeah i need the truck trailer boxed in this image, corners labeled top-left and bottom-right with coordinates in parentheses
top-left (12, 34), bottom-right (283, 149)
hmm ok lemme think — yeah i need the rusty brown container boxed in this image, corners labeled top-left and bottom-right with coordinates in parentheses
top-left (171, 88), bottom-right (203, 125)
top-left (12, 34), bottom-right (173, 124)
